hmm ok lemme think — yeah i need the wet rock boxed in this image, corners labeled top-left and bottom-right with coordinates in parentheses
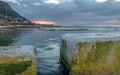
top-left (60, 33), bottom-right (120, 75)
top-left (0, 45), bottom-right (37, 75)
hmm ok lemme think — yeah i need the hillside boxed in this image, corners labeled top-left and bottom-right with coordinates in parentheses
top-left (0, 1), bottom-right (30, 22)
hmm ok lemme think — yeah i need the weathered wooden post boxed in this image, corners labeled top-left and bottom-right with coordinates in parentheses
top-left (0, 45), bottom-right (37, 75)
top-left (60, 33), bottom-right (120, 75)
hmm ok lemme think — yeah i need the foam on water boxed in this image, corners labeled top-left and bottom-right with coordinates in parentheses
top-left (61, 32), bottom-right (120, 43)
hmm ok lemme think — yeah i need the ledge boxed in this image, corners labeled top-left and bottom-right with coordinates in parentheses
top-left (60, 33), bottom-right (120, 75)
top-left (0, 45), bottom-right (37, 75)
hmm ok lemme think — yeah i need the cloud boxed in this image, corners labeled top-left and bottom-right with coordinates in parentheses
top-left (43, 0), bottom-right (60, 4)
top-left (3, 0), bottom-right (21, 5)
top-left (72, 0), bottom-right (120, 16)
top-left (22, 4), bottom-right (28, 7)
top-left (33, 3), bottom-right (41, 6)
top-left (116, 0), bottom-right (120, 1)
top-left (3, 0), bottom-right (120, 25)
top-left (33, 20), bottom-right (56, 24)
top-left (95, 0), bottom-right (107, 2)
top-left (105, 19), bottom-right (120, 24)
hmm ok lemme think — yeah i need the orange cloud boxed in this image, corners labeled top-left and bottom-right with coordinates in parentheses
top-left (105, 19), bottom-right (120, 24)
top-left (33, 20), bottom-right (56, 24)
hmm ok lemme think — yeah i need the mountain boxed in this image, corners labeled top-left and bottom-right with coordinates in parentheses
top-left (0, 1), bottom-right (30, 22)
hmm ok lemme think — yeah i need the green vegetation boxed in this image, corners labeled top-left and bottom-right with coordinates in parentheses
top-left (86, 41), bottom-right (113, 64)
top-left (0, 61), bottom-right (32, 75)
top-left (65, 40), bottom-right (120, 75)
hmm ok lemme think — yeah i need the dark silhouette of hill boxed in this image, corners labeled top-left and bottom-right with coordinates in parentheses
top-left (0, 1), bottom-right (30, 22)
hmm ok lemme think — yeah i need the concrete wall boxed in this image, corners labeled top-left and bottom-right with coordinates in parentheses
top-left (0, 45), bottom-right (37, 75)
top-left (60, 33), bottom-right (120, 75)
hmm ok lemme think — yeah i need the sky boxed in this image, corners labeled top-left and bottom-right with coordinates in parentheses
top-left (2, 0), bottom-right (120, 25)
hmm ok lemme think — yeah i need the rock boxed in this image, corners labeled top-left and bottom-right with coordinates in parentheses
top-left (0, 1), bottom-right (30, 22)
top-left (60, 33), bottom-right (120, 75)
top-left (0, 45), bottom-right (37, 75)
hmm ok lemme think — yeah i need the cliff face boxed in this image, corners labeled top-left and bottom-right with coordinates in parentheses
top-left (0, 1), bottom-right (30, 22)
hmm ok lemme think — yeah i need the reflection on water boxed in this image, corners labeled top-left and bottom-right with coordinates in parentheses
top-left (0, 35), bottom-right (13, 46)
top-left (0, 25), bottom-right (120, 75)
top-left (0, 31), bottom-right (19, 46)
top-left (0, 28), bottom-right (87, 75)
top-left (9, 28), bottom-right (87, 75)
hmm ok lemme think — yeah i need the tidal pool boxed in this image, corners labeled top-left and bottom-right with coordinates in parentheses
top-left (0, 25), bottom-right (120, 75)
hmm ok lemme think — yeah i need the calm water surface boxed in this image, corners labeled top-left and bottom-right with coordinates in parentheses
top-left (8, 28), bottom-right (89, 75)
top-left (0, 26), bottom-right (119, 75)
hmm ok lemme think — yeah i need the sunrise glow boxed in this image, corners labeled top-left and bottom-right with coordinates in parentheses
top-left (33, 20), bottom-right (56, 24)
top-left (105, 19), bottom-right (120, 24)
